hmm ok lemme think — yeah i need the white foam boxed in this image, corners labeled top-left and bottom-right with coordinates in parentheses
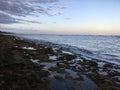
top-left (49, 55), bottom-right (58, 60)
top-left (52, 48), bottom-right (58, 53)
top-left (62, 50), bottom-right (74, 55)
top-left (98, 62), bottom-right (105, 68)
top-left (30, 57), bottom-right (39, 64)
top-left (22, 47), bottom-right (36, 50)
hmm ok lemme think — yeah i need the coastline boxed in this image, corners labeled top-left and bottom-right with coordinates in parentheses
top-left (0, 33), bottom-right (120, 90)
top-left (15, 33), bottom-right (120, 66)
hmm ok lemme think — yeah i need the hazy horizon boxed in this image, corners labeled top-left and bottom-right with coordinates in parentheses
top-left (0, 0), bottom-right (120, 35)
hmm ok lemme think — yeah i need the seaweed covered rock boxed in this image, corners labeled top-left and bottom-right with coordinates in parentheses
top-left (80, 60), bottom-right (98, 67)
top-left (58, 54), bottom-right (77, 60)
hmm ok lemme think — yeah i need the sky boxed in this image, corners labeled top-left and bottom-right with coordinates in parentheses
top-left (0, 0), bottom-right (120, 35)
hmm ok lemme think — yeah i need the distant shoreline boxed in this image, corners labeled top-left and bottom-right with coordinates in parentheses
top-left (1, 30), bottom-right (120, 36)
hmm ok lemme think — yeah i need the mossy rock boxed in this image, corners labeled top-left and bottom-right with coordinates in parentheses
top-left (74, 76), bottom-right (84, 80)
top-left (65, 73), bottom-right (73, 79)
top-left (103, 63), bottom-right (113, 68)
top-left (108, 71), bottom-right (120, 77)
top-left (58, 54), bottom-right (77, 60)
top-left (48, 67), bottom-right (65, 73)
top-left (56, 62), bottom-right (66, 68)
top-left (80, 60), bottom-right (98, 68)
top-left (54, 75), bottom-right (64, 80)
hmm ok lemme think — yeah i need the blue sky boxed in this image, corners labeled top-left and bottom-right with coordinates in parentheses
top-left (0, 0), bottom-right (120, 35)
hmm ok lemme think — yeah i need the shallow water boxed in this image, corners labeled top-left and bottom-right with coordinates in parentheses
top-left (65, 69), bottom-right (79, 78)
top-left (49, 75), bottom-right (97, 90)
top-left (15, 34), bottom-right (120, 65)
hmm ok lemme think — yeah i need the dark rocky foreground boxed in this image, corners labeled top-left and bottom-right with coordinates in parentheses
top-left (0, 33), bottom-right (120, 90)
top-left (0, 34), bottom-right (49, 90)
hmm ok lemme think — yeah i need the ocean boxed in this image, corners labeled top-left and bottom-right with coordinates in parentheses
top-left (15, 34), bottom-right (120, 65)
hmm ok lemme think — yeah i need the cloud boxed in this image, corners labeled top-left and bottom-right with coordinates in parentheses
top-left (18, 19), bottom-right (42, 24)
top-left (0, 12), bottom-right (42, 24)
top-left (0, 0), bottom-right (45, 16)
top-left (0, 0), bottom-right (65, 24)
top-left (58, 6), bottom-right (67, 9)
top-left (0, 13), bottom-right (19, 24)
top-left (48, 12), bottom-right (63, 16)
top-left (26, 0), bottom-right (59, 3)
top-left (65, 17), bottom-right (71, 20)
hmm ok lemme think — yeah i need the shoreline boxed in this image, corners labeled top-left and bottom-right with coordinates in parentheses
top-left (14, 33), bottom-right (120, 66)
top-left (0, 33), bottom-right (120, 90)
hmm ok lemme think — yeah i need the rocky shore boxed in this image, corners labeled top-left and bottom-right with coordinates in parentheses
top-left (0, 32), bottom-right (120, 90)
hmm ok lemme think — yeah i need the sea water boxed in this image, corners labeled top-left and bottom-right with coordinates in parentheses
top-left (15, 34), bottom-right (120, 65)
